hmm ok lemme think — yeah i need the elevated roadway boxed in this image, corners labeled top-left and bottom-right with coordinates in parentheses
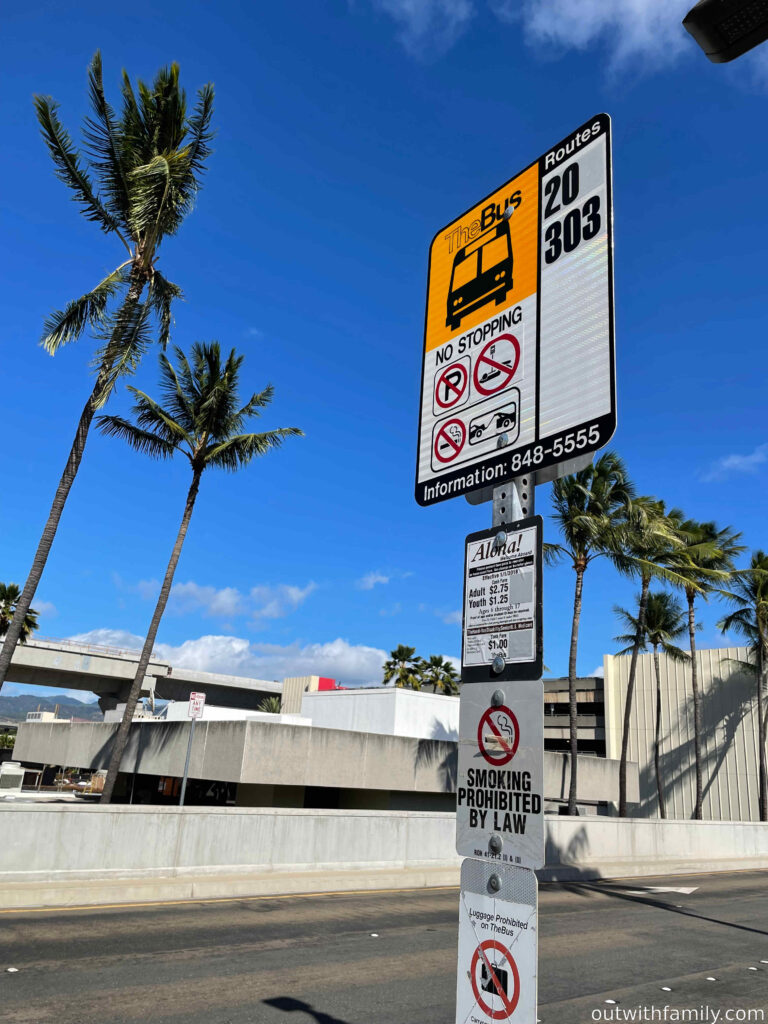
top-left (6, 636), bottom-right (281, 712)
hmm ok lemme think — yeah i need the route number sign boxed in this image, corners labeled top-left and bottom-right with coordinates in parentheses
top-left (462, 517), bottom-right (542, 684)
top-left (416, 113), bottom-right (615, 506)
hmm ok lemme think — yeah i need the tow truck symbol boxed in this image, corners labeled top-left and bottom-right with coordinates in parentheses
top-left (468, 392), bottom-right (520, 445)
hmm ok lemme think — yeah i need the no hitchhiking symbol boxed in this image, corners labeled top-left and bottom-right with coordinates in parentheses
top-left (470, 939), bottom-right (521, 1020)
top-left (473, 335), bottom-right (521, 397)
top-left (434, 358), bottom-right (470, 411)
top-left (477, 706), bottom-right (519, 767)
top-left (433, 417), bottom-right (467, 464)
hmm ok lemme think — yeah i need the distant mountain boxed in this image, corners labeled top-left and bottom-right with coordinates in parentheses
top-left (0, 693), bottom-right (103, 723)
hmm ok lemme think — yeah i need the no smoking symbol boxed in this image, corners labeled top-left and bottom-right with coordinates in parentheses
top-left (435, 360), bottom-right (469, 410)
top-left (477, 706), bottom-right (519, 766)
top-left (433, 418), bottom-right (466, 464)
top-left (473, 334), bottom-right (521, 396)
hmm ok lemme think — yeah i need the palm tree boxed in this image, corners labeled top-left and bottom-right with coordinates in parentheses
top-left (615, 591), bottom-right (689, 818)
top-left (669, 519), bottom-right (743, 818)
top-left (718, 550), bottom-right (768, 821)
top-left (0, 584), bottom-right (39, 644)
top-left (382, 645), bottom-right (422, 689)
top-left (97, 342), bottom-right (302, 803)
top-left (257, 696), bottom-right (283, 715)
top-left (614, 501), bottom-right (696, 817)
top-left (548, 451), bottom-right (634, 815)
top-left (0, 53), bottom-right (214, 692)
top-left (420, 655), bottom-right (460, 695)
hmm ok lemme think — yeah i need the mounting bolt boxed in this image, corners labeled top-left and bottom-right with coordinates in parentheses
top-left (494, 530), bottom-right (507, 548)
top-left (492, 655), bottom-right (505, 674)
top-left (489, 835), bottom-right (503, 855)
top-left (497, 433), bottom-right (509, 449)
top-left (502, 206), bottom-right (514, 220)
top-left (491, 689), bottom-right (505, 707)
top-left (489, 873), bottom-right (502, 892)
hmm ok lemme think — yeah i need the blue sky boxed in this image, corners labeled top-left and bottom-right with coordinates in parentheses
top-left (2, 1), bottom-right (767, 700)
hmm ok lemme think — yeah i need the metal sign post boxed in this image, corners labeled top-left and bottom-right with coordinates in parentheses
top-left (180, 691), bottom-right (206, 807)
top-left (415, 114), bottom-right (615, 1024)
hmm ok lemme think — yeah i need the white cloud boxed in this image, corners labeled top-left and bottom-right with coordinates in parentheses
top-left (357, 571), bottom-right (391, 590)
top-left (590, 663), bottom-right (605, 678)
top-left (702, 443), bottom-right (768, 482)
top-left (71, 629), bottom-right (388, 687)
top-left (170, 582), bottom-right (245, 618)
top-left (369, 0), bottom-right (699, 70)
top-left (441, 610), bottom-right (463, 625)
top-left (33, 600), bottom-right (57, 618)
top-left (250, 583), bottom-right (317, 620)
top-left (379, 603), bottom-right (402, 617)
top-left (496, 0), bottom-right (691, 68)
top-left (112, 575), bottom-right (316, 622)
top-left (371, 0), bottom-right (475, 57)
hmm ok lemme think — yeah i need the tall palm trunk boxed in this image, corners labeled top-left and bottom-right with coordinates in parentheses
top-left (653, 646), bottom-right (666, 819)
top-left (101, 468), bottom-right (202, 803)
top-left (686, 587), bottom-right (703, 819)
top-left (0, 276), bottom-right (144, 691)
top-left (758, 644), bottom-right (768, 822)
top-left (618, 574), bottom-right (650, 817)
top-left (567, 562), bottom-right (585, 815)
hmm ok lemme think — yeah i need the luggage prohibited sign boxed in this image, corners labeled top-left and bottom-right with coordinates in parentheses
top-left (457, 859), bottom-right (538, 1024)
top-left (456, 681), bottom-right (545, 871)
top-left (415, 113), bottom-right (615, 506)
top-left (462, 517), bottom-right (542, 684)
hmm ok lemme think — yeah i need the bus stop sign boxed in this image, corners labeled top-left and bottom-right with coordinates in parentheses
top-left (415, 113), bottom-right (615, 506)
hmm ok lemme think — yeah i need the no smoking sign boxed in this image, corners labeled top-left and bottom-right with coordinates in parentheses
top-left (456, 681), bottom-right (545, 870)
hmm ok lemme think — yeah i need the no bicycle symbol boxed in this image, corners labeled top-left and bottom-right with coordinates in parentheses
top-left (435, 359), bottom-right (469, 410)
top-left (473, 335), bottom-right (521, 397)
top-left (434, 418), bottom-right (467, 464)
top-left (477, 706), bottom-right (520, 767)
top-left (470, 939), bottom-right (521, 1020)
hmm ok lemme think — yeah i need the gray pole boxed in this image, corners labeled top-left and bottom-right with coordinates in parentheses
top-left (179, 718), bottom-right (196, 807)
top-left (492, 472), bottom-right (535, 528)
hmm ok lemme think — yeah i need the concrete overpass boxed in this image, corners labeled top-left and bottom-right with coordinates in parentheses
top-left (5, 637), bottom-right (281, 713)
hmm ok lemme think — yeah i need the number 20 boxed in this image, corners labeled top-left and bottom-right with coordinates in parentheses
top-left (544, 196), bottom-right (601, 264)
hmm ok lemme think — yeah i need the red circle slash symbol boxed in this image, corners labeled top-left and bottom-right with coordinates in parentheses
top-left (470, 940), bottom-right (520, 1020)
top-left (434, 418), bottom-right (466, 464)
top-left (473, 335), bottom-right (521, 397)
top-left (435, 361), bottom-right (469, 409)
top-left (477, 705), bottom-right (519, 767)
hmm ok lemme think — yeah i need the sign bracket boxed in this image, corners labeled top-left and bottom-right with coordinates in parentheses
top-left (492, 474), bottom-right (535, 526)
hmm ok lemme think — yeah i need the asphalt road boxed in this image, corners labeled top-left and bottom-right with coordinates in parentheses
top-left (1, 871), bottom-right (767, 1024)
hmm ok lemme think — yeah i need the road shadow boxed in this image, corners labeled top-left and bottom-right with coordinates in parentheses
top-left (263, 996), bottom-right (354, 1024)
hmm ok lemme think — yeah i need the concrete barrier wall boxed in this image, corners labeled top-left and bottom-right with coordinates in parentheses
top-left (1, 804), bottom-right (767, 909)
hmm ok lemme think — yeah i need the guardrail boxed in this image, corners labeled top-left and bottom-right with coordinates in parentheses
top-left (28, 636), bottom-right (162, 661)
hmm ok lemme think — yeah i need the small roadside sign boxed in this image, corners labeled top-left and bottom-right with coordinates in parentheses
top-left (188, 692), bottom-right (206, 720)
top-left (456, 681), bottom-right (545, 870)
top-left (462, 517), bottom-right (542, 684)
top-left (416, 113), bottom-right (615, 506)
top-left (456, 859), bottom-right (537, 1024)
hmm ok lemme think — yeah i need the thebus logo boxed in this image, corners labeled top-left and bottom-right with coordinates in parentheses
top-left (443, 191), bottom-right (522, 332)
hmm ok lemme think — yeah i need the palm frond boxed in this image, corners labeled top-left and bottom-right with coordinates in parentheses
top-left (41, 264), bottom-right (129, 353)
top-left (82, 51), bottom-right (132, 240)
top-left (34, 95), bottom-right (121, 237)
top-left (184, 82), bottom-right (215, 179)
top-left (91, 295), bottom-right (154, 407)
top-left (95, 414), bottom-right (176, 459)
top-left (205, 428), bottom-right (303, 471)
top-left (147, 271), bottom-right (182, 348)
